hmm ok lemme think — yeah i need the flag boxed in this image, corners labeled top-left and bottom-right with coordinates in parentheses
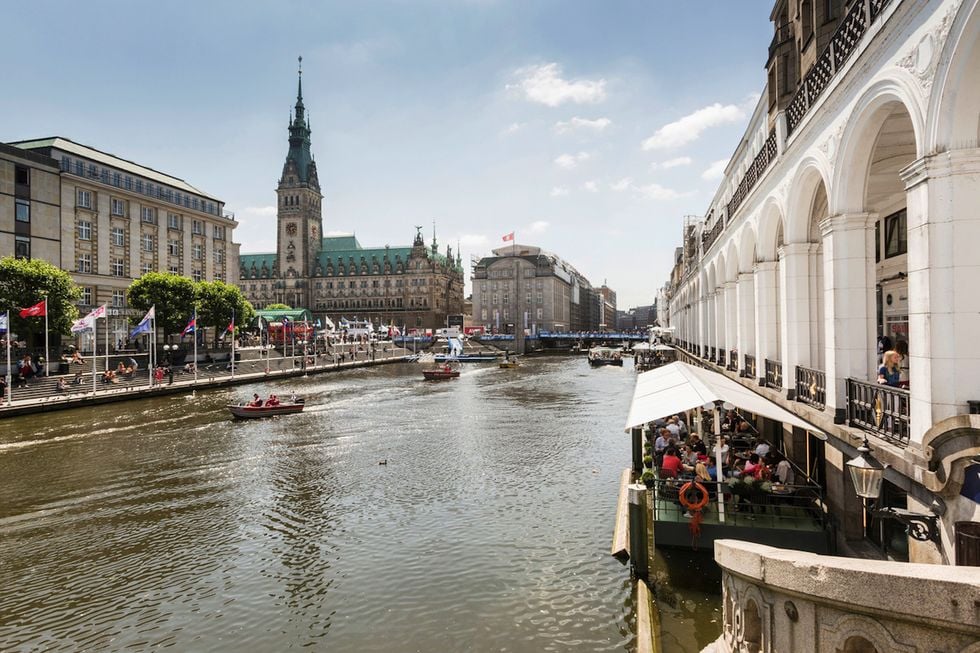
top-left (129, 307), bottom-right (154, 338)
top-left (226, 319), bottom-right (235, 333)
top-left (0, 313), bottom-right (7, 333)
top-left (19, 299), bottom-right (46, 318)
top-left (181, 316), bottom-right (196, 336)
top-left (502, 232), bottom-right (514, 242)
top-left (70, 304), bottom-right (106, 333)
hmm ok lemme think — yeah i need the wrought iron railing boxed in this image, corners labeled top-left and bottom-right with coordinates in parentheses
top-left (845, 378), bottom-right (910, 447)
top-left (701, 217), bottom-right (725, 253)
top-left (743, 354), bottom-right (757, 379)
top-left (727, 129), bottom-right (778, 218)
top-left (710, 346), bottom-right (718, 362)
top-left (795, 365), bottom-right (827, 410)
top-left (764, 358), bottom-right (783, 390)
top-left (785, 0), bottom-right (894, 135)
top-left (727, 349), bottom-right (739, 372)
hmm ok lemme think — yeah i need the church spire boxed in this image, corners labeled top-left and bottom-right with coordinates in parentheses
top-left (284, 56), bottom-right (315, 185)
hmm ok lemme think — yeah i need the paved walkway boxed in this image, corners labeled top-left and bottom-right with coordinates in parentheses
top-left (1, 348), bottom-right (413, 419)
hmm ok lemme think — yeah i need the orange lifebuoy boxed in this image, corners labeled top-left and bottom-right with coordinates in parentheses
top-left (678, 481), bottom-right (710, 511)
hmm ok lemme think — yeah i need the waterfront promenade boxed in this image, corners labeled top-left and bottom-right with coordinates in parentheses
top-left (0, 346), bottom-right (412, 419)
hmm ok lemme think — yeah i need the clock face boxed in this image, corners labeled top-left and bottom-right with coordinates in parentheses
top-left (286, 223), bottom-right (297, 236)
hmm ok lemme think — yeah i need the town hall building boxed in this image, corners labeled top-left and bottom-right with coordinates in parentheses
top-left (238, 61), bottom-right (465, 331)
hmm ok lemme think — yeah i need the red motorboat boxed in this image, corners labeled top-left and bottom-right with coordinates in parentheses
top-left (227, 399), bottom-right (305, 419)
top-left (422, 365), bottom-right (460, 380)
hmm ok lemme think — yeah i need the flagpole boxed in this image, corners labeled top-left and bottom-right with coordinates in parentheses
top-left (92, 316), bottom-right (98, 396)
top-left (104, 305), bottom-right (109, 373)
top-left (193, 306), bottom-right (198, 385)
top-left (43, 295), bottom-right (49, 378)
top-left (230, 308), bottom-right (236, 379)
top-left (5, 310), bottom-right (11, 406)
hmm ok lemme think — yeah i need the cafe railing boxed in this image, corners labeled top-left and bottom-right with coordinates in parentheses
top-left (795, 365), bottom-right (827, 410)
top-left (845, 377), bottom-right (910, 447)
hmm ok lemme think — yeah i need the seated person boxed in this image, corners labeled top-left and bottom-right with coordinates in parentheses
top-left (69, 351), bottom-right (85, 365)
top-left (56, 378), bottom-right (67, 392)
top-left (741, 453), bottom-right (765, 479)
top-left (248, 393), bottom-right (263, 407)
top-left (182, 362), bottom-right (196, 374)
top-left (772, 453), bottom-right (795, 485)
top-left (688, 434), bottom-right (707, 456)
top-left (754, 440), bottom-right (771, 457)
top-left (266, 394), bottom-right (280, 407)
top-left (660, 446), bottom-right (689, 479)
top-left (72, 371), bottom-right (84, 385)
top-left (116, 362), bottom-right (126, 374)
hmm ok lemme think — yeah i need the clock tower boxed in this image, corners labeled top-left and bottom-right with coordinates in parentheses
top-left (277, 56), bottom-right (323, 307)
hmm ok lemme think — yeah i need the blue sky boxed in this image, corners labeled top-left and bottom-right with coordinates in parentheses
top-left (2, 1), bottom-right (773, 307)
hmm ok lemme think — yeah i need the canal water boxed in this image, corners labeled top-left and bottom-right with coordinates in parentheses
top-left (0, 356), bottom-right (721, 652)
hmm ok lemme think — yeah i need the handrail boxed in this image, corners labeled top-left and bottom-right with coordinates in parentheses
top-left (845, 377), bottom-right (910, 447)
top-left (743, 354), bottom-right (757, 379)
top-left (764, 358), bottom-right (783, 390)
top-left (796, 365), bottom-right (827, 410)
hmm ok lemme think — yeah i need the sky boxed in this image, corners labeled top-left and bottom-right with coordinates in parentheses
top-left (2, 1), bottom-right (774, 308)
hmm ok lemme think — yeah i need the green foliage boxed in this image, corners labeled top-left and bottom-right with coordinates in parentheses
top-left (643, 455), bottom-right (653, 468)
top-left (196, 280), bottom-right (255, 344)
top-left (640, 470), bottom-right (656, 488)
top-left (265, 303), bottom-right (291, 310)
top-left (0, 256), bottom-right (81, 336)
top-left (127, 273), bottom-right (197, 336)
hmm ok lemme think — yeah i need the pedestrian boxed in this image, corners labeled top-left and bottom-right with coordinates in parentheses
top-left (877, 350), bottom-right (901, 387)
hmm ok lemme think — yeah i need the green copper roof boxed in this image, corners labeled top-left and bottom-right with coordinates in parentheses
top-left (315, 247), bottom-right (413, 270)
top-left (240, 253), bottom-right (277, 277)
top-left (254, 308), bottom-right (312, 323)
top-left (285, 58), bottom-right (315, 184)
top-left (320, 235), bottom-right (362, 251)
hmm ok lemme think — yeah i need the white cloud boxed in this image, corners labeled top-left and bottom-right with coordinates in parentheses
top-left (582, 180), bottom-right (599, 193)
top-left (554, 151), bottom-right (591, 169)
top-left (660, 156), bottom-right (693, 169)
top-left (554, 116), bottom-right (612, 134)
top-left (636, 183), bottom-right (684, 201)
top-left (701, 159), bottom-right (729, 180)
top-left (610, 177), bottom-right (633, 192)
top-left (527, 220), bottom-right (550, 234)
top-left (500, 122), bottom-right (525, 136)
top-left (642, 102), bottom-right (746, 150)
top-left (550, 186), bottom-right (569, 197)
top-left (509, 63), bottom-right (607, 107)
top-left (459, 233), bottom-right (489, 247)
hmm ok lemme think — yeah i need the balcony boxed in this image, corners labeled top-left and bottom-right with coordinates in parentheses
top-left (764, 359), bottom-right (783, 390)
top-left (845, 378), bottom-right (910, 447)
top-left (743, 354), bottom-right (757, 379)
top-left (727, 349), bottom-right (739, 372)
top-left (795, 365), bottom-right (827, 410)
top-left (726, 128), bottom-right (778, 219)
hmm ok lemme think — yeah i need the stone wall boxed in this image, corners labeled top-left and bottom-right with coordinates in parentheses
top-left (704, 539), bottom-right (980, 653)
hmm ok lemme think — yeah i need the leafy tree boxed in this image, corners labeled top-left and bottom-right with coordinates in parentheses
top-left (0, 256), bottom-right (81, 343)
top-left (196, 280), bottom-right (255, 346)
top-left (127, 273), bottom-right (197, 340)
top-left (265, 303), bottom-right (291, 310)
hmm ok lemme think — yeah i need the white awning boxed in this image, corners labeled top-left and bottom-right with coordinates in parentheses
top-left (623, 361), bottom-right (826, 438)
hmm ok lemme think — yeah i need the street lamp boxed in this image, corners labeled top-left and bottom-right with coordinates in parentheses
top-left (163, 344), bottom-right (176, 385)
top-left (845, 438), bottom-right (940, 542)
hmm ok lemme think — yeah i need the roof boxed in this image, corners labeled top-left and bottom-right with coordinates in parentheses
top-left (320, 235), bottom-right (362, 251)
top-left (623, 361), bottom-right (825, 437)
top-left (240, 253), bottom-right (277, 277)
top-left (315, 246), bottom-right (413, 269)
top-left (0, 142), bottom-right (60, 169)
top-left (254, 308), bottom-right (313, 322)
top-left (10, 136), bottom-right (221, 202)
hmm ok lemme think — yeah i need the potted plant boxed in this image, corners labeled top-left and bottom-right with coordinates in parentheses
top-left (643, 455), bottom-right (654, 468)
top-left (640, 470), bottom-right (656, 489)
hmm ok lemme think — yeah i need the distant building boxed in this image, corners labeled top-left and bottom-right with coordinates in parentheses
top-left (470, 243), bottom-right (607, 333)
top-left (237, 61), bottom-right (464, 331)
top-left (10, 136), bottom-right (239, 347)
top-left (617, 304), bottom-right (656, 331)
top-left (0, 143), bottom-right (62, 266)
top-left (598, 284), bottom-right (617, 330)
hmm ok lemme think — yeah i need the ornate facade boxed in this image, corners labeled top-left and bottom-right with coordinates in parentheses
top-left (238, 61), bottom-right (465, 330)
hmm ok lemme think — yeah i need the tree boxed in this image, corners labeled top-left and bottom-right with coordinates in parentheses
top-left (127, 273), bottom-right (197, 339)
top-left (265, 303), bottom-right (291, 310)
top-left (0, 256), bottom-right (81, 343)
top-left (196, 280), bottom-right (255, 346)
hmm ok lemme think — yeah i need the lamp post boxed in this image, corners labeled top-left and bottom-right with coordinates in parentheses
top-left (163, 344), bottom-right (175, 385)
top-left (845, 438), bottom-right (940, 542)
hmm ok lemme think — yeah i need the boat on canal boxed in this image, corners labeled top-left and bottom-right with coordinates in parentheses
top-left (588, 346), bottom-right (624, 367)
top-left (227, 399), bottom-right (305, 419)
top-left (422, 364), bottom-right (460, 380)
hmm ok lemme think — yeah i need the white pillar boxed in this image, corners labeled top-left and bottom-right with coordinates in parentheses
top-left (753, 261), bottom-right (778, 382)
top-left (736, 272), bottom-right (756, 372)
top-left (902, 151), bottom-right (980, 444)
top-left (820, 213), bottom-right (877, 421)
top-left (724, 282), bottom-right (737, 367)
top-left (778, 242), bottom-right (813, 395)
top-left (713, 290), bottom-right (723, 359)
top-left (697, 291), bottom-right (708, 356)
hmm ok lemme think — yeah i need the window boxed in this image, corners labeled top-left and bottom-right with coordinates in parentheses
top-left (112, 290), bottom-right (125, 307)
top-left (111, 258), bottom-right (125, 277)
top-left (192, 269), bottom-right (203, 282)
top-left (213, 225), bottom-right (225, 240)
top-left (15, 200), bottom-right (30, 223)
top-left (168, 213), bottom-right (181, 230)
top-left (111, 227), bottom-right (124, 246)
top-left (169, 265), bottom-right (179, 274)
top-left (142, 234), bottom-right (154, 252)
top-left (801, 0), bottom-right (814, 44)
top-left (111, 198), bottom-right (126, 216)
top-left (14, 236), bottom-right (30, 259)
top-left (168, 239), bottom-right (180, 257)
top-left (15, 165), bottom-right (29, 186)
top-left (78, 254), bottom-right (92, 273)
top-left (81, 287), bottom-right (92, 305)
top-left (78, 220), bottom-right (92, 240)
top-left (77, 189), bottom-right (92, 209)
top-left (140, 263), bottom-right (152, 275)
top-left (214, 248), bottom-right (224, 264)
top-left (884, 209), bottom-right (907, 258)
top-left (125, 176), bottom-right (133, 190)
top-left (192, 220), bottom-right (204, 235)
top-left (192, 243), bottom-right (203, 260)
top-left (141, 207), bottom-right (155, 223)
top-left (135, 179), bottom-right (144, 193)
top-left (112, 172), bottom-right (121, 187)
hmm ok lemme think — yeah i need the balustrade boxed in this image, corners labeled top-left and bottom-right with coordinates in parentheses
top-left (726, 129), bottom-right (778, 219)
top-left (764, 358), bottom-right (783, 390)
top-left (743, 354), bottom-right (757, 379)
top-left (795, 365), bottom-right (826, 410)
top-left (727, 349), bottom-right (738, 372)
top-left (845, 378), bottom-right (910, 447)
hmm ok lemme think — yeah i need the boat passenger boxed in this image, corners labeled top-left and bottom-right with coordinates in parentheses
top-left (267, 395), bottom-right (280, 407)
top-left (249, 393), bottom-right (263, 407)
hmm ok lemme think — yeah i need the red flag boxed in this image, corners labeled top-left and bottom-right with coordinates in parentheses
top-left (226, 320), bottom-right (235, 333)
top-left (19, 299), bottom-right (46, 318)
top-left (502, 232), bottom-right (514, 242)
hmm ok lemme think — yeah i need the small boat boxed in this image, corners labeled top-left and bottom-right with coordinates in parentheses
top-left (433, 353), bottom-right (499, 362)
top-left (422, 365), bottom-right (460, 380)
top-left (228, 399), bottom-right (305, 419)
top-left (588, 346), bottom-right (624, 367)
top-left (499, 361), bottom-right (519, 369)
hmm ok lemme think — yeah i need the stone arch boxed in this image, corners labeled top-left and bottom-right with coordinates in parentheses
top-left (756, 196), bottom-right (785, 262)
top-left (928, 0), bottom-right (980, 152)
top-left (819, 613), bottom-right (917, 653)
top-left (724, 241), bottom-right (740, 282)
top-left (831, 76), bottom-right (925, 215)
top-left (785, 157), bottom-right (832, 243)
top-left (737, 224), bottom-right (758, 273)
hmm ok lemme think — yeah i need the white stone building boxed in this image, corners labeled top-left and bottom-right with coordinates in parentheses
top-left (661, 0), bottom-right (980, 565)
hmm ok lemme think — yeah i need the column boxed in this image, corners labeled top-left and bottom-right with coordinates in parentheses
top-left (902, 151), bottom-right (980, 444)
top-left (820, 213), bottom-right (877, 422)
top-left (736, 272), bottom-right (755, 373)
top-left (697, 293), bottom-right (708, 357)
top-left (778, 242), bottom-right (813, 396)
top-left (753, 261), bottom-right (778, 383)
top-left (724, 282), bottom-right (737, 368)
top-left (713, 290), bottom-right (723, 359)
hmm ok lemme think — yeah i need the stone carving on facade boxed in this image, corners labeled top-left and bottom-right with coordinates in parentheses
top-left (818, 121), bottom-right (847, 170)
top-left (897, 0), bottom-right (963, 96)
top-left (819, 613), bottom-right (918, 653)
